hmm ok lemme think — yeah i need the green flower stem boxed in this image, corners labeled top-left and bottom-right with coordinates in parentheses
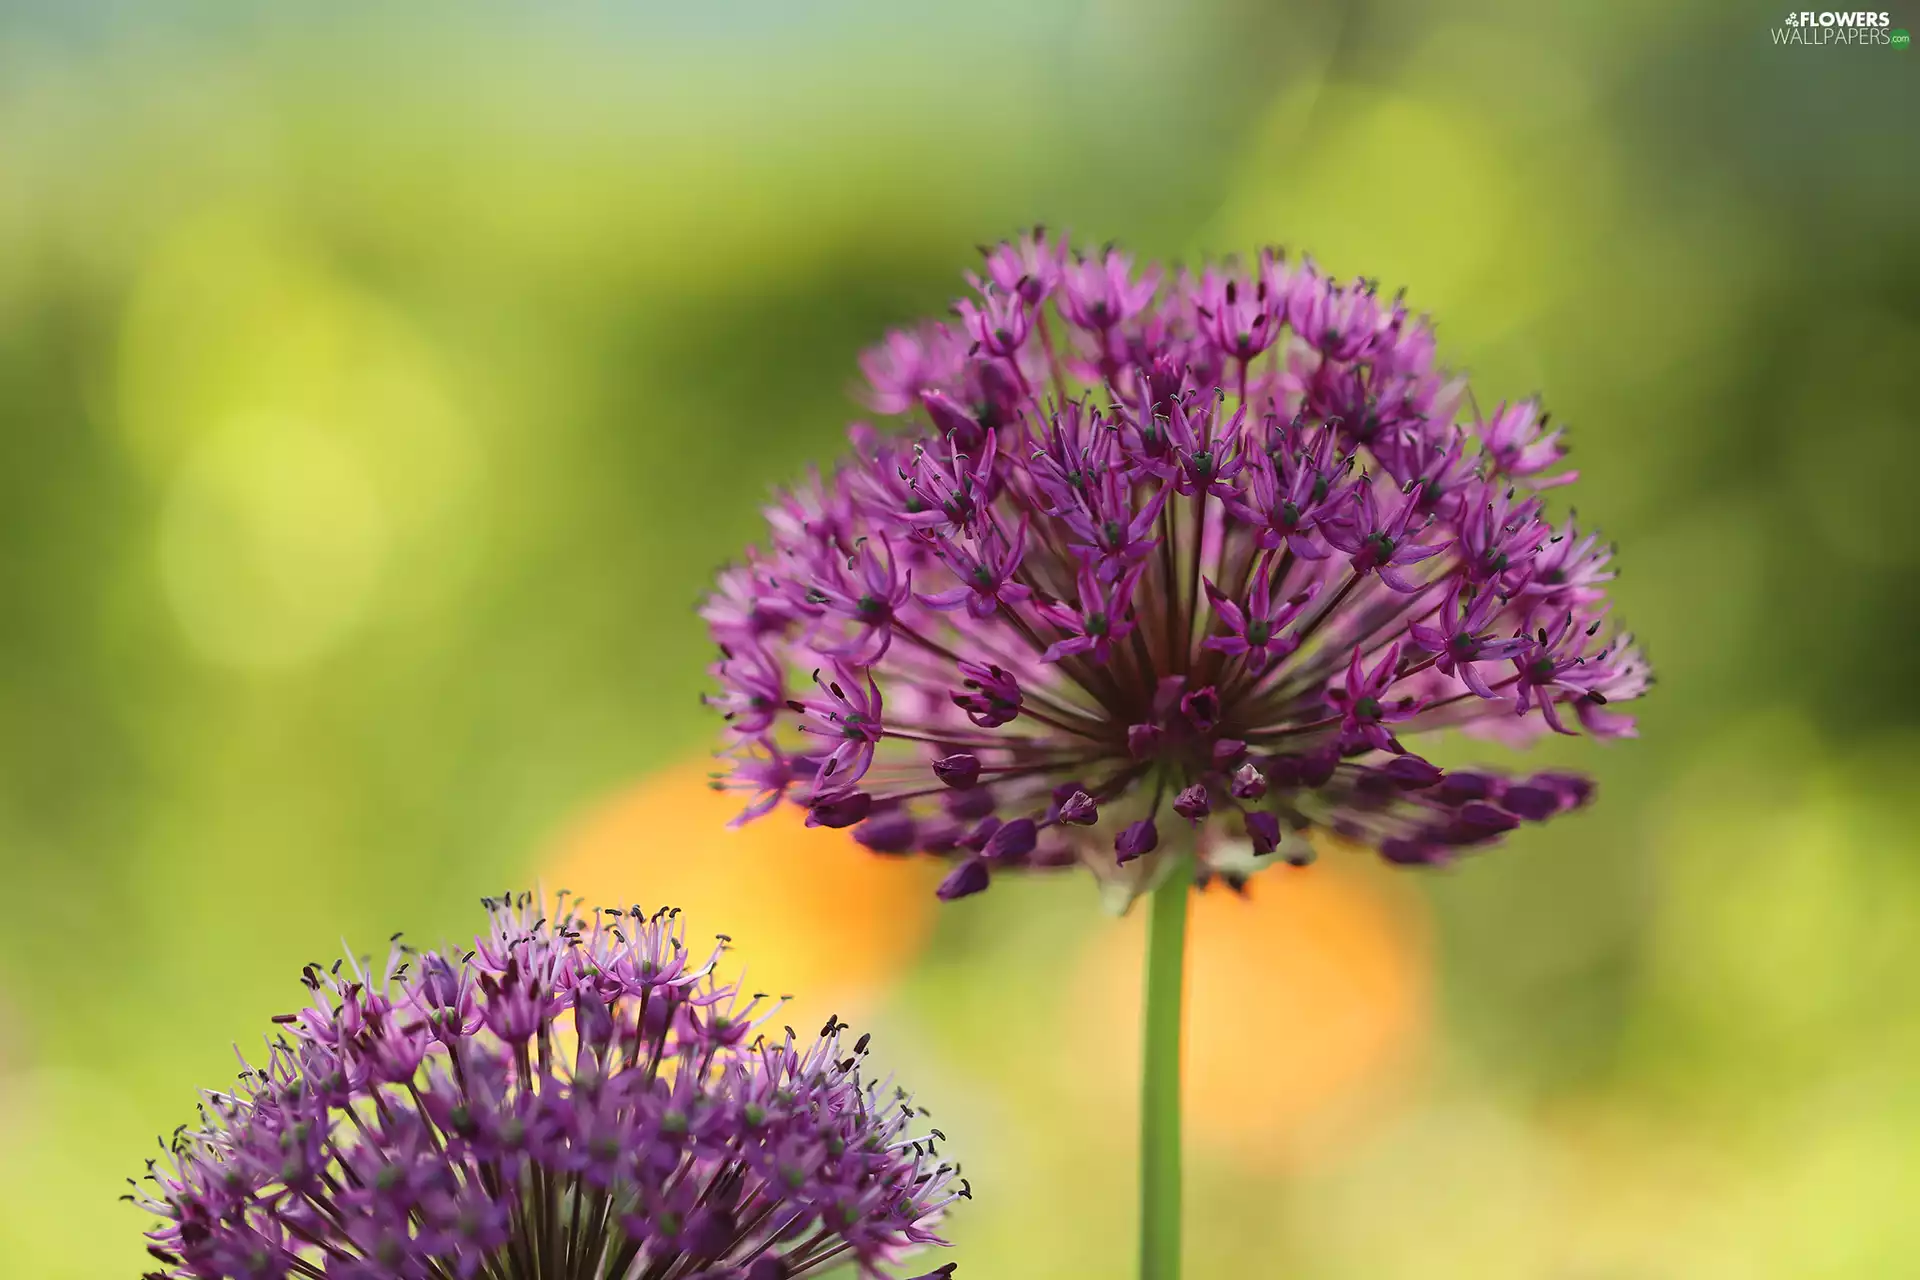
top-left (1138, 855), bottom-right (1191, 1280)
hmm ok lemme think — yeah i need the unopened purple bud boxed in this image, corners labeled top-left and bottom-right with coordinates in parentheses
top-left (974, 358), bottom-right (1023, 425)
top-left (1300, 749), bottom-right (1338, 788)
top-left (1435, 772), bottom-right (1498, 805)
top-left (1058, 790), bottom-right (1098, 825)
top-left (1380, 837), bottom-right (1444, 865)
top-left (1127, 723), bottom-right (1163, 758)
top-left (1173, 784), bottom-right (1211, 822)
top-left (1230, 762), bottom-right (1267, 800)
top-left (1211, 738), bottom-right (1247, 767)
top-left (1381, 755), bottom-right (1444, 789)
top-left (1457, 801), bottom-right (1519, 837)
top-left (932, 753), bottom-right (981, 789)
top-left (944, 785), bottom-right (998, 820)
top-left (920, 390), bottom-right (986, 452)
top-left (1264, 755), bottom-right (1303, 788)
top-left (1532, 770), bottom-right (1595, 811)
top-left (1032, 838), bottom-right (1075, 868)
top-left (985, 817), bottom-right (1038, 861)
top-left (936, 858), bottom-right (991, 901)
top-left (807, 792), bottom-right (873, 829)
top-left (1496, 784), bottom-right (1557, 821)
top-left (961, 816), bottom-right (1001, 853)
top-left (1115, 818), bottom-right (1159, 863)
top-left (914, 818), bottom-right (964, 853)
top-left (1245, 810), bottom-right (1282, 855)
top-left (853, 810), bottom-right (918, 854)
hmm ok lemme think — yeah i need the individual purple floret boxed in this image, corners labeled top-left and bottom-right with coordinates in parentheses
top-left (130, 893), bottom-right (966, 1280)
top-left (703, 230), bottom-right (1650, 901)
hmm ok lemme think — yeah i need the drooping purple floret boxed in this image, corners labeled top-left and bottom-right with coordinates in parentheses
top-left (704, 231), bottom-right (1651, 901)
top-left (131, 894), bottom-right (965, 1280)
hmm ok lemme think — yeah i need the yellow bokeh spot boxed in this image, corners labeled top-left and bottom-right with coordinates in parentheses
top-left (544, 761), bottom-right (943, 1036)
top-left (121, 204), bottom-right (485, 669)
top-left (158, 412), bottom-right (386, 670)
top-left (1214, 89), bottom-right (1519, 314)
top-left (1072, 857), bottom-right (1432, 1165)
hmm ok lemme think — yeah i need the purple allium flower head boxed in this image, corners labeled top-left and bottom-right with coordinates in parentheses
top-left (131, 893), bottom-right (965, 1280)
top-left (704, 230), bottom-right (1651, 903)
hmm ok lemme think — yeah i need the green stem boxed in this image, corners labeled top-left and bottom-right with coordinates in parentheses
top-left (1139, 856), bottom-right (1191, 1280)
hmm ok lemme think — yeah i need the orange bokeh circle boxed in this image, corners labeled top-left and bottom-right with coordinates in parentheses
top-left (544, 761), bottom-right (943, 1035)
top-left (1072, 855), bottom-right (1433, 1165)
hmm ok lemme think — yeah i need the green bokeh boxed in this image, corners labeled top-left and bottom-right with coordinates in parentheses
top-left (1, 3), bottom-right (1916, 1277)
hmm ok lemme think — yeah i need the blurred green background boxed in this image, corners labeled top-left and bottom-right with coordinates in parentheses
top-left (2, 2), bottom-right (1917, 1276)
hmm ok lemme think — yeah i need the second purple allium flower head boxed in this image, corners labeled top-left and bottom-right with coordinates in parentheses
top-left (704, 230), bottom-right (1649, 903)
top-left (133, 894), bottom-right (963, 1280)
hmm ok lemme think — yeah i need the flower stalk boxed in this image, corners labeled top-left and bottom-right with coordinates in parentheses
top-left (1139, 855), bottom-right (1191, 1280)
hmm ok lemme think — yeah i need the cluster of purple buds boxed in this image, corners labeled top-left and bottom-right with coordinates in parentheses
top-left (704, 229), bottom-right (1649, 903)
top-left (131, 894), bottom-right (965, 1280)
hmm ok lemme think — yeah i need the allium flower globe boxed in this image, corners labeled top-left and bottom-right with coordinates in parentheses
top-left (704, 231), bottom-right (1648, 903)
top-left (132, 894), bottom-right (964, 1280)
